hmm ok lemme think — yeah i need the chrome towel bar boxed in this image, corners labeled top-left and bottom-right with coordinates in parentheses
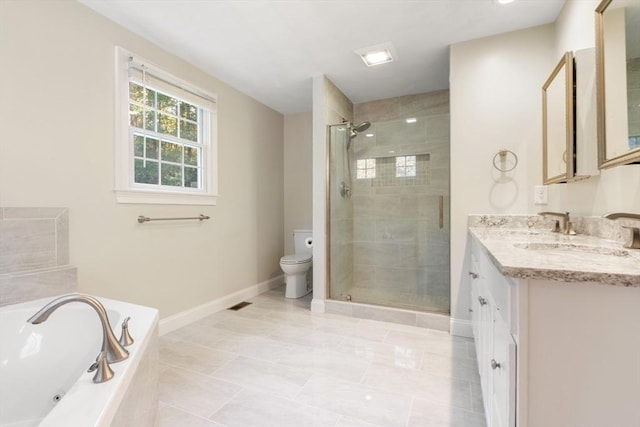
top-left (137, 214), bottom-right (210, 224)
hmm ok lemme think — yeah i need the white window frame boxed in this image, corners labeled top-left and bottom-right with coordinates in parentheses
top-left (114, 47), bottom-right (218, 205)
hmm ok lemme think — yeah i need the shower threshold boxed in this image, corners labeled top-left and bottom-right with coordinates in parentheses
top-left (324, 298), bottom-right (449, 332)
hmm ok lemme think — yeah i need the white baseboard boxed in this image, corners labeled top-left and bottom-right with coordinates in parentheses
top-left (310, 298), bottom-right (325, 313)
top-left (159, 275), bottom-right (283, 335)
top-left (450, 317), bottom-right (473, 338)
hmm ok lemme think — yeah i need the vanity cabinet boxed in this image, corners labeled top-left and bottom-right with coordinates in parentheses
top-left (470, 233), bottom-right (640, 427)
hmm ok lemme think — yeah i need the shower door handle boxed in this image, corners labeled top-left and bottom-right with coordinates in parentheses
top-left (438, 195), bottom-right (444, 229)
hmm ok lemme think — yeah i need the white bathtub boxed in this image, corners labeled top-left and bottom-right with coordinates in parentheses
top-left (0, 295), bottom-right (159, 427)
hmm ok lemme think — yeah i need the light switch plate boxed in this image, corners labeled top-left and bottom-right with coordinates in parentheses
top-left (534, 185), bottom-right (548, 205)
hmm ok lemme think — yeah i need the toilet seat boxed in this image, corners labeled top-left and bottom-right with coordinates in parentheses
top-left (280, 254), bottom-right (312, 265)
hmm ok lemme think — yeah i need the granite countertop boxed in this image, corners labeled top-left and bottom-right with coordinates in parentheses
top-left (469, 227), bottom-right (640, 287)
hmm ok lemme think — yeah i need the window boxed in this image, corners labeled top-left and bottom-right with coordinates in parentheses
top-left (115, 47), bottom-right (218, 205)
top-left (356, 158), bottom-right (376, 179)
top-left (395, 155), bottom-right (416, 178)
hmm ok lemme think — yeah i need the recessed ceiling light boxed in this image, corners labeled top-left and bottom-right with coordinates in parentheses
top-left (355, 43), bottom-right (396, 67)
top-left (406, 118), bottom-right (417, 124)
top-left (494, 0), bottom-right (515, 4)
top-left (365, 133), bottom-right (374, 137)
top-left (362, 49), bottom-right (393, 66)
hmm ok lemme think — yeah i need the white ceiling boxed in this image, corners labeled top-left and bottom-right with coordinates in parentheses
top-left (79, 0), bottom-right (566, 114)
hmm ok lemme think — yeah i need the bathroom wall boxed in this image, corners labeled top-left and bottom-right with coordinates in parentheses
top-left (450, 25), bottom-right (555, 334)
top-left (349, 91), bottom-right (450, 313)
top-left (311, 76), bottom-right (353, 311)
top-left (450, 0), bottom-right (640, 335)
top-left (0, 1), bottom-right (284, 318)
top-left (0, 207), bottom-right (77, 306)
top-left (548, 0), bottom-right (640, 215)
top-left (283, 113), bottom-right (313, 255)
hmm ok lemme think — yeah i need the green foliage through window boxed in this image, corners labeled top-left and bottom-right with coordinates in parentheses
top-left (129, 82), bottom-right (202, 189)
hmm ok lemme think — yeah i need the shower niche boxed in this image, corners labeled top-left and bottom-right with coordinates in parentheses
top-left (327, 91), bottom-right (450, 314)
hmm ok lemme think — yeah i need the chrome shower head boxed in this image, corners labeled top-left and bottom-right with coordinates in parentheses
top-left (349, 121), bottom-right (371, 140)
top-left (354, 121), bottom-right (371, 133)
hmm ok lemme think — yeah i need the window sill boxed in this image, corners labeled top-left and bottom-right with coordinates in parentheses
top-left (115, 189), bottom-right (218, 206)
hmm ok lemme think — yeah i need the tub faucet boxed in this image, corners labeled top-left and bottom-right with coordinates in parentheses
top-left (603, 213), bottom-right (640, 249)
top-left (538, 211), bottom-right (574, 235)
top-left (27, 294), bottom-right (129, 365)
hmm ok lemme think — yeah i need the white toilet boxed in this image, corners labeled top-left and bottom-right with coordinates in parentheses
top-left (279, 229), bottom-right (313, 299)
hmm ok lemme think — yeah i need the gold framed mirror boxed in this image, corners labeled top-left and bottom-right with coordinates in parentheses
top-left (596, 0), bottom-right (640, 168)
top-left (543, 52), bottom-right (575, 184)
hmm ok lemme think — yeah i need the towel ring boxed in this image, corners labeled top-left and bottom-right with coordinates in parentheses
top-left (492, 149), bottom-right (518, 172)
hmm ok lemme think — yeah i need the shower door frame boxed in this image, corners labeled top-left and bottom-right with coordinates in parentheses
top-left (324, 123), bottom-right (337, 301)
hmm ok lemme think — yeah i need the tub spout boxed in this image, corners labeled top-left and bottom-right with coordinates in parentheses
top-left (27, 293), bottom-right (129, 364)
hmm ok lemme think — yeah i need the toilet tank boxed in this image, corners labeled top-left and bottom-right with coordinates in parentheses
top-left (293, 229), bottom-right (313, 255)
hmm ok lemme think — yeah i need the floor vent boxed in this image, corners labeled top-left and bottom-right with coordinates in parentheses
top-left (227, 301), bottom-right (252, 311)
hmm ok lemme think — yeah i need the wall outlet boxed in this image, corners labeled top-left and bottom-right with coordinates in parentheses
top-left (534, 185), bottom-right (548, 205)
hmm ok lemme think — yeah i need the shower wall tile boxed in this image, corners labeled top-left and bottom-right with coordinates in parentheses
top-left (423, 270), bottom-right (451, 298)
top-left (398, 240), bottom-right (449, 269)
top-left (348, 91), bottom-right (450, 313)
top-left (354, 97), bottom-right (403, 123)
top-left (353, 217), bottom-right (375, 242)
top-left (399, 90), bottom-right (450, 117)
top-left (374, 219), bottom-right (421, 242)
top-left (353, 90), bottom-right (449, 124)
top-left (332, 219), bottom-right (353, 245)
top-left (353, 264), bottom-right (375, 287)
top-left (374, 267), bottom-right (426, 293)
top-left (353, 194), bottom-right (424, 219)
top-left (425, 115), bottom-right (450, 139)
top-left (353, 242), bottom-right (399, 268)
top-left (375, 119), bottom-right (427, 147)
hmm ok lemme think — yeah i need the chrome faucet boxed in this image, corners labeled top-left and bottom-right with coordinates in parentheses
top-left (538, 211), bottom-right (574, 235)
top-left (27, 294), bottom-right (129, 382)
top-left (603, 213), bottom-right (640, 249)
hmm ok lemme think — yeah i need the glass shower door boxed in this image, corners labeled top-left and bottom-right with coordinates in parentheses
top-left (327, 94), bottom-right (450, 314)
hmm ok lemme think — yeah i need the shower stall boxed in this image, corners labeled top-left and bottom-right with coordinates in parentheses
top-left (327, 91), bottom-right (450, 314)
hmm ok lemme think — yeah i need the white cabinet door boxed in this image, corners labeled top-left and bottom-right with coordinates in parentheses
top-left (470, 254), bottom-right (482, 369)
top-left (491, 308), bottom-right (516, 427)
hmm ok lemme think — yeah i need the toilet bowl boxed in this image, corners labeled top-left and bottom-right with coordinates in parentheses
top-left (280, 229), bottom-right (313, 299)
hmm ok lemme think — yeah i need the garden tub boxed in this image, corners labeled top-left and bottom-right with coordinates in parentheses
top-left (0, 294), bottom-right (159, 427)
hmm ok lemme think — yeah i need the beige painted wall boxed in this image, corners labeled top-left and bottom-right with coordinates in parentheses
top-left (450, 25), bottom-right (555, 326)
top-left (283, 113), bottom-right (313, 255)
top-left (0, 1), bottom-right (284, 318)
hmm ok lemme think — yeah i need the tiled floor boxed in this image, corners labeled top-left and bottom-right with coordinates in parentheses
top-left (155, 287), bottom-right (486, 427)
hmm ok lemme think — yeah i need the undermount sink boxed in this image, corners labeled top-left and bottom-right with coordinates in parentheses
top-left (513, 242), bottom-right (631, 257)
